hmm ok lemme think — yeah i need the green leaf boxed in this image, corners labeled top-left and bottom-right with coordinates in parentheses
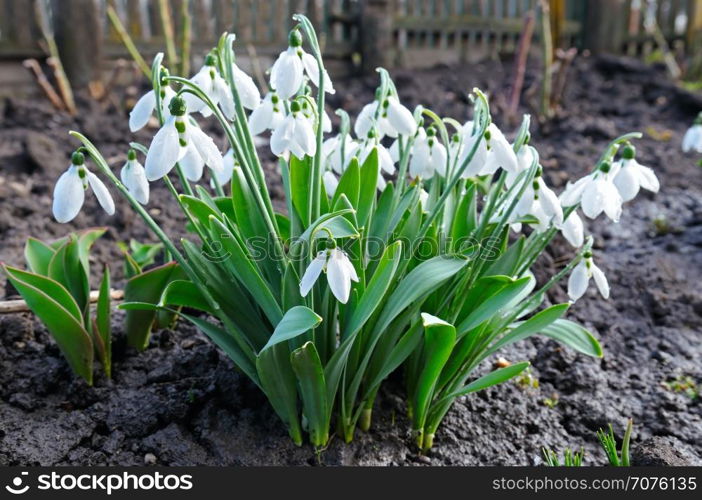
top-left (77, 227), bottom-right (106, 276)
top-left (290, 341), bottom-right (329, 446)
top-left (331, 157), bottom-right (360, 208)
top-left (450, 183), bottom-right (477, 242)
top-left (161, 279), bottom-right (212, 314)
top-left (485, 236), bottom-right (525, 276)
top-left (357, 147), bottom-right (379, 226)
top-left (180, 194), bottom-right (220, 228)
top-left (413, 314), bottom-right (456, 430)
top-left (230, 166), bottom-right (269, 243)
top-left (24, 237), bottom-right (55, 276)
top-left (3, 265), bottom-right (93, 384)
top-left (260, 306), bottom-right (322, 354)
top-left (368, 182), bottom-right (394, 242)
top-left (127, 239), bottom-right (164, 269)
top-left (124, 261), bottom-right (185, 351)
top-left (539, 319), bottom-right (603, 358)
top-left (442, 361), bottom-right (531, 402)
top-left (484, 303), bottom-right (569, 357)
top-left (290, 154), bottom-right (312, 225)
top-left (95, 265), bottom-right (112, 378)
top-left (457, 276), bottom-right (533, 335)
top-left (295, 209), bottom-right (356, 245)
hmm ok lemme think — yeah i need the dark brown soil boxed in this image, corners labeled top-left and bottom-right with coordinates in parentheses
top-left (1, 54), bottom-right (701, 466)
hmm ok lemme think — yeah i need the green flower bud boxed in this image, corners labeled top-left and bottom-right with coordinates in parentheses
top-left (127, 149), bottom-right (137, 161)
top-left (289, 29), bottom-right (302, 47)
top-left (204, 52), bottom-right (218, 67)
top-left (598, 161), bottom-right (611, 174)
top-left (621, 144), bottom-right (636, 160)
top-left (169, 96), bottom-right (187, 117)
top-left (71, 151), bottom-right (85, 166)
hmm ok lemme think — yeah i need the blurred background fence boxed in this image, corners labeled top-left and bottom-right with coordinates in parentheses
top-left (0, 0), bottom-right (701, 91)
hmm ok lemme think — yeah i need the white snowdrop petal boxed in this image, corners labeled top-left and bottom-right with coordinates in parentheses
top-left (354, 102), bottom-right (377, 138)
top-left (591, 263), bottom-right (610, 299)
top-left (271, 49), bottom-right (304, 99)
top-left (613, 165), bottom-right (640, 202)
top-left (637, 165), bottom-right (660, 193)
top-left (432, 143), bottom-right (448, 177)
top-left (386, 98), bottom-right (417, 136)
top-left (86, 172), bottom-right (115, 215)
top-left (294, 116), bottom-right (317, 157)
top-left (129, 90), bottom-right (156, 132)
top-left (580, 179), bottom-right (605, 219)
top-left (299, 252), bottom-right (327, 297)
top-left (323, 171), bottom-right (339, 196)
top-left (52, 167), bottom-right (85, 223)
top-left (232, 64), bottom-right (261, 110)
top-left (327, 249), bottom-right (353, 303)
top-left (271, 117), bottom-right (295, 156)
top-left (601, 180), bottom-right (623, 223)
top-left (378, 145), bottom-right (396, 174)
top-left (559, 176), bottom-right (590, 207)
top-left (249, 100), bottom-right (273, 135)
top-left (145, 119), bottom-right (182, 181)
top-left (189, 126), bottom-right (224, 174)
top-left (567, 261), bottom-right (589, 301)
top-left (560, 212), bottom-right (584, 248)
top-left (179, 144), bottom-right (205, 181)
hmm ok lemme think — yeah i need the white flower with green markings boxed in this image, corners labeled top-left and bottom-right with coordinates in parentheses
top-left (300, 248), bottom-right (359, 303)
top-left (120, 149), bottom-right (149, 204)
top-left (53, 152), bottom-right (114, 222)
top-left (568, 252), bottom-right (609, 301)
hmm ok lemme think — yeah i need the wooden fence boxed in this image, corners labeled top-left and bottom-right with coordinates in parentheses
top-left (1, 0), bottom-right (701, 74)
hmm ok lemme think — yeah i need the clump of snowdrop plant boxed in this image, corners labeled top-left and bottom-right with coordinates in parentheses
top-left (51, 15), bottom-right (658, 451)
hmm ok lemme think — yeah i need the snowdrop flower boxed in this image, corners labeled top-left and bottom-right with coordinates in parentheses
top-left (270, 29), bottom-right (334, 100)
top-left (53, 152), bottom-right (115, 223)
top-left (612, 145), bottom-right (659, 202)
top-left (355, 94), bottom-right (417, 139)
top-left (230, 62), bottom-right (260, 110)
top-left (301, 100), bottom-right (332, 133)
top-left (145, 96), bottom-right (224, 181)
top-left (559, 210), bottom-right (584, 248)
top-left (457, 121), bottom-right (488, 178)
top-left (212, 148), bottom-right (237, 186)
top-left (568, 252), bottom-right (609, 301)
top-left (270, 100), bottom-right (316, 159)
top-left (299, 248), bottom-right (359, 303)
top-left (505, 144), bottom-right (536, 187)
top-left (409, 127), bottom-right (447, 178)
top-left (120, 149), bottom-right (149, 204)
top-left (682, 113), bottom-right (702, 153)
top-left (482, 123), bottom-right (518, 175)
top-left (183, 54), bottom-right (235, 120)
top-left (323, 134), bottom-right (358, 174)
top-left (129, 85), bottom-right (176, 132)
top-left (323, 171), bottom-right (339, 196)
top-left (514, 170), bottom-right (563, 231)
top-left (249, 92), bottom-right (285, 135)
top-left (560, 161), bottom-right (623, 223)
top-left (358, 131), bottom-right (396, 179)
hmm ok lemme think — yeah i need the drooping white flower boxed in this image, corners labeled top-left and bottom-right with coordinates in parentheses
top-left (270, 29), bottom-right (334, 100)
top-left (482, 123), bottom-right (518, 175)
top-left (409, 127), bottom-right (447, 178)
top-left (230, 62), bottom-right (260, 110)
top-left (682, 114), bottom-right (702, 153)
top-left (120, 149), bottom-right (149, 204)
top-left (270, 101), bottom-right (316, 159)
top-left (559, 210), bottom-right (584, 248)
top-left (129, 86), bottom-right (176, 132)
top-left (299, 248), bottom-right (359, 303)
top-left (213, 148), bottom-right (238, 186)
top-left (144, 97), bottom-right (224, 181)
top-left (457, 121), bottom-right (488, 178)
top-left (354, 94), bottom-right (416, 140)
top-left (53, 152), bottom-right (115, 223)
top-left (612, 145), bottom-right (659, 202)
top-left (183, 54), bottom-right (235, 120)
top-left (323, 134), bottom-right (359, 174)
top-left (568, 252), bottom-right (609, 301)
top-left (514, 173), bottom-right (564, 231)
top-left (560, 161), bottom-right (623, 223)
top-left (385, 96), bottom-right (417, 137)
top-left (248, 92), bottom-right (285, 135)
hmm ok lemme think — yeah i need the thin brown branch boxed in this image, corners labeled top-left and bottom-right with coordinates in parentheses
top-left (22, 59), bottom-right (65, 111)
top-left (0, 289), bottom-right (124, 315)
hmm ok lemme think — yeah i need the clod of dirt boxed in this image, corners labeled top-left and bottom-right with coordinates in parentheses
top-left (631, 436), bottom-right (700, 466)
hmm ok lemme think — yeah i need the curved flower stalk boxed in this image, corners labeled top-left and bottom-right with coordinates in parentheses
top-left (53, 152), bottom-right (115, 223)
top-left (51, 15), bottom-right (656, 452)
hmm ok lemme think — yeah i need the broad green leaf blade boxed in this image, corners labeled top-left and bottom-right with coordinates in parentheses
top-left (3, 265), bottom-right (93, 384)
top-left (368, 182), bottom-right (394, 242)
top-left (95, 266), bottom-right (112, 378)
top-left (77, 227), bottom-right (106, 276)
top-left (290, 341), bottom-right (329, 447)
top-left (295, 209), bottom-right (356, 245)
top-left (485, 236), bottom-right (525, 276)
top-left (4, 266), bottom-right (83, 322)
top-left (442, 361), bottom-right (531, 402)
top-left (256, 344), bottom-right (303, 445)
top-left (484, 303), bottom-right (569, 358)
top-left (290, 154), bottom-right (311, 225)
top-left (540, 319), bottom-right (603, 358)
top-left (123, 261), bottom-right (184, 351)
top-left (161, 279), bottom-right (213, 314)
top-left (357, 147), bottom-right (379, 226)
top-left (62, 236), bottom-right (90, 321)
top-left (24, 237), bottom-right (55, 276)
top-left (180, 194), bottom-right (220, 228)
top-left (413, 314), bottom-right (456, 431)
top-left (457, 276), bottom-right (533, 335)
top-left (331, 157), bottom-right (360, 208)
top-left (127, 239), bottom-right (164, 269)
top-left (366, 319), bottom-right (423, 391)
top-left (260, 306), bottom-right (322, 354)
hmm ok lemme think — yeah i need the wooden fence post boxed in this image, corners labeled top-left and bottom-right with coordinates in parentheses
top-left (360, 0), bottom-right (393, 73)
top-left (582, 0), bottom-right (627, 54)
top-left (51, 0), bottom-right (102, 89)
top-left (687, 0), bottom-right (702, 78)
